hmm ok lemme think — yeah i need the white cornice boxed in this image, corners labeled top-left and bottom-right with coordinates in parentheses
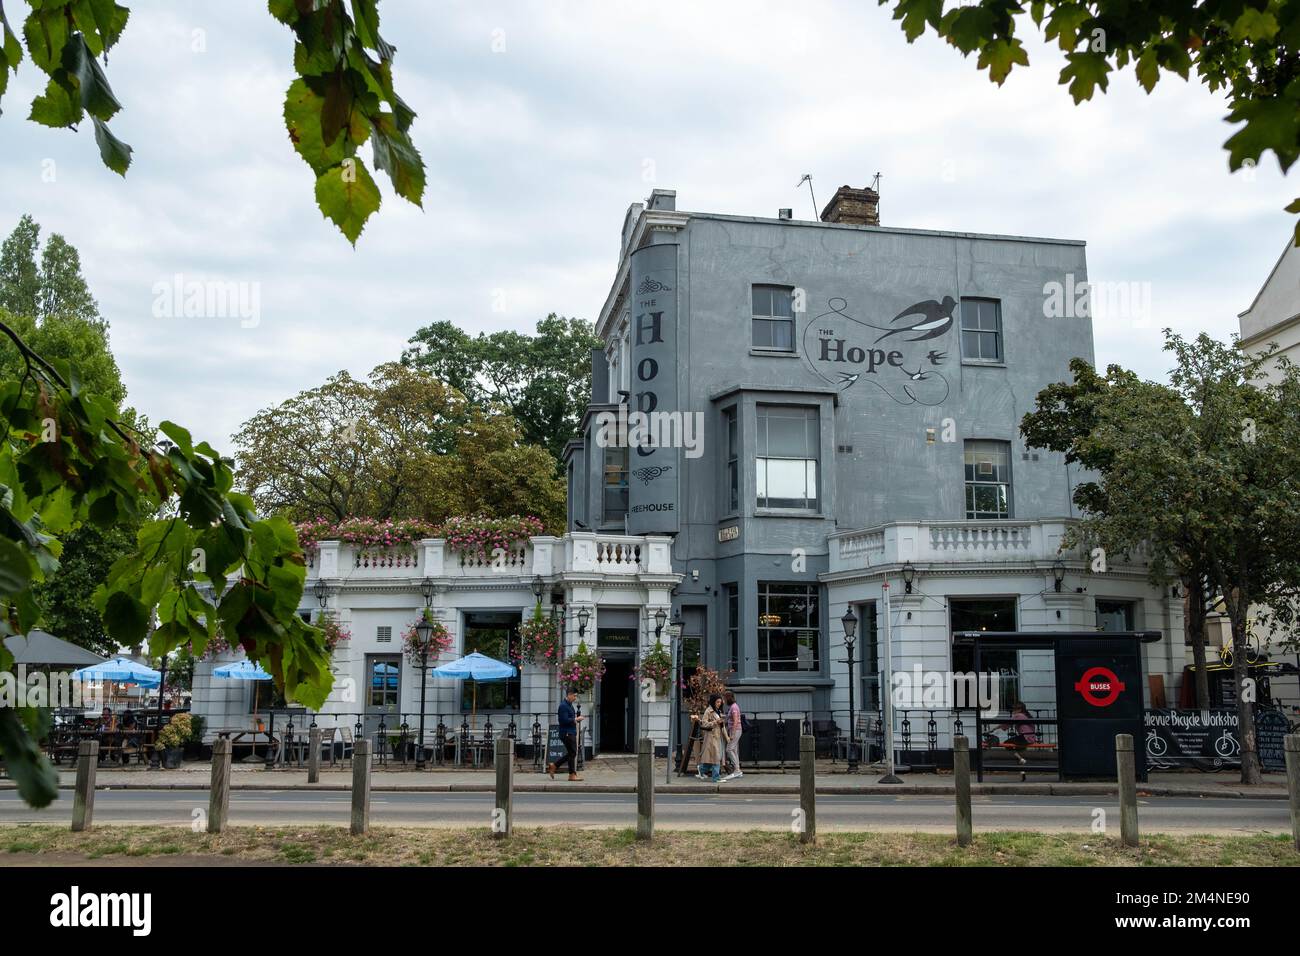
top-left (596, 209), bottom-right (689, 341)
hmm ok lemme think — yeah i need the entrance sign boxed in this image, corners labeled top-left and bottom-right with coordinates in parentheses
top-left (626, 242), bottom-right (680, 534)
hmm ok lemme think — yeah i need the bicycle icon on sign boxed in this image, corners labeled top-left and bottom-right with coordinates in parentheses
top-left (1145, 729), bottom-right (1168, 757)
top-left (1214, 729), bottom-right (1241, 759)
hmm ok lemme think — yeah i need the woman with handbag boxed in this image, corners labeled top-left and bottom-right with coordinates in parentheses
top-left (696, 694), bottom-right (728, 783)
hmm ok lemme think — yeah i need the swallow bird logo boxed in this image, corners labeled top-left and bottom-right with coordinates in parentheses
top-left (874, 296), bottom-right (957, 343)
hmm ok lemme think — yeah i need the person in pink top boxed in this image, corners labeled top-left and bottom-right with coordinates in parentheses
top-left (722, 690), bottom-right (743, 779)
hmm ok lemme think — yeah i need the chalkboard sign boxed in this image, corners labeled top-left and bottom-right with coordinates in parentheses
top-left (546, 726), bottom-right (567, 766)
top-left (545, 725), bottom-right (585, 771)
top-left (1255, 708), bottom-right (1289, 773)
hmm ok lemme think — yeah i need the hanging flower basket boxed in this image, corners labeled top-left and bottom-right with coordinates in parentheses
top-left (557, 640), bottom-right (605, 696)
top-left (632, 639), bottom-right (672, 693)
top-left (401, 609), bottom-right (452, 666)
top-left (316, 611), bottom-right (350, 652)
top-left (519, 605), bottom-right (562, 667)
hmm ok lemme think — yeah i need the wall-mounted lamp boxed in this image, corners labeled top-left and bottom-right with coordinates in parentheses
top-left (312, 579), bottom-right (329, 609)
top-left (577, 607), bottom-right (591, 640)
top-left (654, 608), bottom-right (667, 639)
top-left (1052, 559), bottom-right (1066, 593)
top-left (531, 575), bottom-right (545, 604)
top-left (420, 576), bottom-right (436, 608)
top-left (901, 561), bottom-right (916, 595)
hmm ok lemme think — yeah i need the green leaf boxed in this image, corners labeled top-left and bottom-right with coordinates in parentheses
top-left (284, 77), bottom-right (345, 174)
top-left (370, 113), bottom-right (425, 206)
top-left (1231, 9), bottom-right (1279, 42)
top-left (64, 33), bottom-right (121, 120)
top-left (92, 116), bottom-right (132, 174)
top-left (940, 4), bottom-right (997, 54)
top-left (319, 68), bottom-right (353, 149)
top-left (0, 708), bottom-right (58, 808)
top-left (28, 74), bottom-right (83, 127)
top-left (314, 158), bottom-right (381, 245)
top-left (977, 37), bottom-right (1028, 86)
top-left (0, 535), bottom-right (33, 594)
top-left (22, 5), bottom-right (69, 72)
top-left (1224, 96), bottom-right (1300, 173)
top-left (888, 0), bottom-right (942, 42)
top-left (1134, 47), bottom-right (1160, 93)
top-left (102, 589), bottom-right (148, 645)
top-left (268, 0), bottom-right (301, 25)
top-left (1059, 51), bottom-right (1111, 102)
top-left (1043, 2), bottom-right (1090, 50)
top-left (158, 421), bottom-right (195, 457)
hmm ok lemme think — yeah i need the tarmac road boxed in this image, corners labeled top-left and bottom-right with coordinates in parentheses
top-left (0, 789), bottom-right (1289, 833)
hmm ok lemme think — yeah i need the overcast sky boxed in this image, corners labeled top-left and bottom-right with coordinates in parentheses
top-left (0, 1), bottom-right (1293, 450)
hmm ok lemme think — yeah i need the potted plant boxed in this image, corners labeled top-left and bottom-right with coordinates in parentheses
top-left (156, 713), bottom-right (193, 769)
top-left (184, 714), bottom-right (206, 759)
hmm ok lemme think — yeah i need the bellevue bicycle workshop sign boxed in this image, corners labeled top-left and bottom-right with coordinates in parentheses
top-left (1143, 708), bottom-right (1288, 771)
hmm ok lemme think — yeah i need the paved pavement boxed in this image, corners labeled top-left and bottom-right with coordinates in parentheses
top-left (0, 756), bottom-right (1290, 798)
top-left (0, 788), bottom-right (1289, 833)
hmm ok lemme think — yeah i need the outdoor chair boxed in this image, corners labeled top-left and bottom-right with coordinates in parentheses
top-left (335, 726), bottom-right (354, 765)
top-left (315, 726), bottom-right (336, 766)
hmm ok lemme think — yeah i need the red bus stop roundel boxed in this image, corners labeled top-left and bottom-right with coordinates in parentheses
top-left (1073, 666), bottom-right (1126, 707)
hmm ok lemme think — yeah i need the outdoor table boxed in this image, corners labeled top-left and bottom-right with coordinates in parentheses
top-left (217, 728), bottom-right (280, 763)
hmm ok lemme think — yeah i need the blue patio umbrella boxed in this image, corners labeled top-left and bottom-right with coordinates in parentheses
top-left (72, 656), bottom-right (161, 689)
top-left (213, 658), bottom-right (274, 716)
top-left (213, 660), bottom-right (273, 680)
top-left (430, 652), bottom-right (517, 720)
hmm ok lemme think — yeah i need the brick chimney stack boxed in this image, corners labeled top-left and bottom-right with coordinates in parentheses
top-left (820, 184), bottom-right (880, 226)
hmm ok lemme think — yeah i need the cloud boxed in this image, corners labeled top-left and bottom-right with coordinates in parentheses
top-left (0, 0), bottom-right (1292, 449)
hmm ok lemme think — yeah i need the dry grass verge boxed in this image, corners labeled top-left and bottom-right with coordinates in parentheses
top-left (0, 826), bottom-right (1296, 866)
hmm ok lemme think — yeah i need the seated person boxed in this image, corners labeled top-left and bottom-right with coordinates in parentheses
top-left (120, 709), bottom-right (141, 751)
top-left (97, 707), bottom-right (117, 733)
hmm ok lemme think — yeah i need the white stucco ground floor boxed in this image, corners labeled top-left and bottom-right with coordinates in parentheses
top-left (190, 524), bottom-right (1211, 768)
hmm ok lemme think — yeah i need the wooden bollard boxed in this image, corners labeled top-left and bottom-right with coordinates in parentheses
top-left (351, 739), bottom-right (372, 835)
top-left (1285, 734), bottom-right (1300, 852)
top-left (1116, 733), bottom-right (1139, 847)
top-left (799, 734), bottom-right (816, 844)
top-left (71, 740), bottom-right (98, 832)
top-left (207, 737), bottom-right (232, 834)
top-left (636, 737), bottom-right (654, 841)
top-left (308, 726), bottom-right (321, 784)
top-left (954, 735), bottom-right (972, 847)
top-left (493, 737), bottom-right (513, 839)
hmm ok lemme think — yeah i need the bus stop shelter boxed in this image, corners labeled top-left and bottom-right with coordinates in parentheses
top-left (954, 630), bottom-right (1161, 781)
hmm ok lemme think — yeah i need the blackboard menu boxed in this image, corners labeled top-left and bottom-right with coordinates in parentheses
top-left (1254, 709), bottom-right (1289, 773)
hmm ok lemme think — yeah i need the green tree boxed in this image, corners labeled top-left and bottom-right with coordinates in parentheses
top-left (402, 314), bottom-right (600, 464)
top-left (1022, 331), bottom-right (1300, 784)
top-left (0, 215), bottom-right (103, 328)
top-left (0, 218), bottom-right (139, 654)
top-left (233, 362), bottom-right (567, 530)
top-left (0, 214), bottom-right (39, 318)
top-left (1, 317), bottom-right (331, 808)
top-left (879, 1), bottom-right (1300, 239)
top-left (1021, 358), bottom-right (1216, 709)
top-left (0, 1), bottom-right (423, 244)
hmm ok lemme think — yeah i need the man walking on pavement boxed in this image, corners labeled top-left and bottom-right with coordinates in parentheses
top-left (547, 687), bottom-right (585, 781)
